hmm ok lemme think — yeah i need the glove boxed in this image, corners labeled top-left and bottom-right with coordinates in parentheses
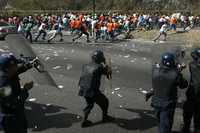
top-left (23, 81), bottom-right (34, 91)
top-left (20, 90), bottom-right (29, 102)
top-left (145, 92), bottom-right (154, 102)
top-left (177, 63), bottom-right (186, 72)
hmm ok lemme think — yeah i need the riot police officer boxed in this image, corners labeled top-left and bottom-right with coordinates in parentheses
top-left (151, 52), bottom-right (188, 133)
top-left (182, 48), bottom-right (200, 133)
top-left (78, 50), bottom-right (112, 127)
top-left (0, 53), bottom-right (33, 133)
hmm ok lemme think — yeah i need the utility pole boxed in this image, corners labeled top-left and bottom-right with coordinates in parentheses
top-left (93, 0), bottom-right (96, 17)
top-left (92, 0), bottom-right (96, 38)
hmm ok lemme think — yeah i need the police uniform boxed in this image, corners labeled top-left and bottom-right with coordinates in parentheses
top-left (151, 53), bottom-right (188, 133)
top-left (78, 50), bottom-right (111, 127)
top-left (182, 48), bottom-right (200, 133)
top-left (0, 54), bottom-right (32, 133)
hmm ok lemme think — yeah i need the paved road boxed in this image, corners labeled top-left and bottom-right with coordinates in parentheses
top-left (0, 34), bottom-right (193, 133)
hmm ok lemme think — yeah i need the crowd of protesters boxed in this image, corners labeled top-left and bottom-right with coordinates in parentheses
top-left (0, 12), bottom-right (200, 43)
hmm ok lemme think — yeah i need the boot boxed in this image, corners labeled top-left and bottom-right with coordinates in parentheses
top-left (194, 129), bottom-right (200, 133)
top-left (181, 126), bottom-right (191, 133)
top-left (102, 115), bottom-right (114, 122)
top-left (81, 113), bottom-right (92, 128)
top-left (81, 120), bottom-right (93, 128)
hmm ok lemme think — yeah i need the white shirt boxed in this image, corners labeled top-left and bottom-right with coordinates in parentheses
top-left (91, 20), bottom-right (97, 29)
top-left (101, 26), bottom-right (107, 32)
top-left (165, 16), bottom-right (170, 21)
top-left (180, 15), bottom-right (186, 22)
top-left (149, 18), bottom-right (153, 22)
top-left (160, 24), bottom-right (168, 33)
top-left (63, 17), bottom-right (67, 24)
top-left (39, 23), bottom-right (46, 31)
top-left (125, 20), bottom-right (130, 26)
top-left (189, 16), bottom-right (194, 21)
top-left (159, 18), bottom-right (166, 23)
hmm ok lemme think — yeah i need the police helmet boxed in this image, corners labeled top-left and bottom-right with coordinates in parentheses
top-left (0, 53), bottom-right (17, 96)
top-left (0, 53), bottom-right (17, 71)
top-left (191, 48), bottom-right (200, 61)
top-left (161, 52), bottom-right (176, 68)
top-left (91, 50), bottom-right (105, 64)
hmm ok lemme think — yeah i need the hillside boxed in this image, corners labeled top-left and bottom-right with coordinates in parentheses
top-left (1, 0), bottom-right (200, 13)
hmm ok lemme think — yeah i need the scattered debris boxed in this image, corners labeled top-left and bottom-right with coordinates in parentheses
top-left (46, 103), bottom-right (51, 106)
top-left (124, 55), bottom-right (130, 58)
top-left (130, 49), bottom-right (138, 52)
top-left (29, 98), bottom-right (37, 102)
top-left (141, 90), bottom-right (148, 94)
top-left (143, 57), bottom-right (147, 61)
top-left (117, 94), bottom-right (123, 98)
top-left (66, 64), bottom-right (73, 70)
top-left (114, 88), bottom-right (120, 91)
top-left (53, 66), bottom-right (61, 70)
top-left (130, 60), bottom-right (135, 63)
top-left (76, 115), bottom-right (81, 119)
top-left (58, 85), bottom-right (64, 89)
top-left (54, 53), bottom-right (59, 57)
top-left (44, 57), bottom-right (50, 61)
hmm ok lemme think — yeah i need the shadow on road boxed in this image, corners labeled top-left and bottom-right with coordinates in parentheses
top-left (25, 102), bottom-right (82, 131)
top-left (87, 108), bottom-right (157, 131)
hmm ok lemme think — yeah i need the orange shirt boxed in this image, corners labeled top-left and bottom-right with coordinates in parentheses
top-left (170, 17), bottom-right (177, 24)
top-left (107, 22), bottom-right (113, 32)
top-left (74, 20), bottom-right (82, 29)
top-left (113, 22), bottom-right (119, 29)
top-left (70, 20), bottom-right (75, 28)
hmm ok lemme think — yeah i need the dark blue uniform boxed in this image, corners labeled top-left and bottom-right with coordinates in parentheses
top-left (182, 61), bottom-right (200, 133)
top-left (151, 63), bottom-right (188, 133)
top-left (78, 49), bottom-right (112, 127)
top-left (0, 54), bottom-right (32, 133)
top-left (79, 62), bottom-right (110, 124)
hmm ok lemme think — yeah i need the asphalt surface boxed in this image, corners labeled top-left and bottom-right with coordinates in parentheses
top-left (0, 33), bottom-right (194, 133)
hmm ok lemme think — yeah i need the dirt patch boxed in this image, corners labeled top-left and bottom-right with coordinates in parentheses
top-left (132, 30), bottom-right (200, 47)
